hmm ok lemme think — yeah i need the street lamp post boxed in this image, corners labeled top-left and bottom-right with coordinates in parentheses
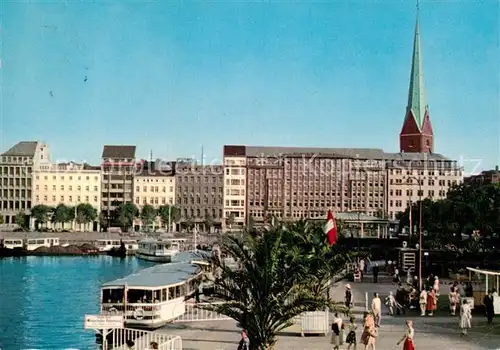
top-left (407, 176), bottom-right (423, 291)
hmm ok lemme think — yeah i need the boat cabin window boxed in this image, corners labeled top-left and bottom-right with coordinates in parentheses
top-left (127, 289), bottom-right (158, 303)
top-left (4, 240), bottom-right (22, 245)
top-left (162, 288), bottom-right (168, 301)
top-left (102, 288), bottom-right (124, 303)
top-left (27, 239), bottom-right (45, 245)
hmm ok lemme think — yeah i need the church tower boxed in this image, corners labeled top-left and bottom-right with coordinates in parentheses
top-left (399, 7), bottom-right (434, 153)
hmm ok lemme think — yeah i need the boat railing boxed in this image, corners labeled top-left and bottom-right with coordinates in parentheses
top-left (108, 328), bottom-right (182, 350)
top-left (102, 303), bottom-right (125, 314)
top-left (125, 303), bottom-right (162, 321)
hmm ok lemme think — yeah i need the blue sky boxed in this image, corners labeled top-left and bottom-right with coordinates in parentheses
top-left (1, 0), bottom-right (498, 174)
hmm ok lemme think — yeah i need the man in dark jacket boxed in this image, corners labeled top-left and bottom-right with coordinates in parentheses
top-left (484, 290), bottom-right (495, 324)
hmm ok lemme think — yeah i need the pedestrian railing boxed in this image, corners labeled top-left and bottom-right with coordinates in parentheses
top-left (105, 328), bottom-right (181, 350)
top-left (173, 301), bottom-right (231, 322)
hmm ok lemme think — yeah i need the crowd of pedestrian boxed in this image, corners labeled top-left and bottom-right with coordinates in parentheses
top-left (328, 258), bottom-right (498, 350)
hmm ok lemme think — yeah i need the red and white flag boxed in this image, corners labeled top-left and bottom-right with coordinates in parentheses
top-left (324, 210), bottom-right (337, 246)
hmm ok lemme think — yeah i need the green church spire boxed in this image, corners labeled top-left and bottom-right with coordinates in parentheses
top-left (406, 5), bottom-right (428, 130)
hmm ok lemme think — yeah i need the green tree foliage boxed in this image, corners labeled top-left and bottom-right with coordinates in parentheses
top-left (76, 203), bottom-right (98, 231)
top-left (157, 205), bottom-right (181, 229)
top-left (397, 183), bottom-right (500, 247)
top-left (208, 220), bottom-right (348, 349)
top-left (30, 204), bottom-right (53, 228)
top-left (14, 212), bottom-right (28, 229)
top-left (140, 205), bottom-right (157, 231)
top-left (115, 203), bottom-right (139, 231)
top-left (52, 204), bottom-right (74, 229)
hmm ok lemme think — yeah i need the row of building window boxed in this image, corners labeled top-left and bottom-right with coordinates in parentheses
top-left (1, 200), bottom-right (32, 211)
top-left (35, 185), bottom-right (99, 192)
top-left (35, 175), bottom-right (99, 181)
top-left (225, 168), bottom-right (245, 175)
top-left (135, 197), bottom-right (174, 205)
top-left (225, 200), bottom-right (245, 207)
top-left (2, 190), bottom-right (32, 198)
top-left (1, 166), bottom-right (33, 175)
top-left (178, 187), bottom-right (222, 194)
top-left (34, 195), bottom-right (98, 203)
top-left (2, 178), bottom-right (31, 186)
top-left (177, 197), bottom-right (222, 205)
top-left (390, 169), bottom-right (461, 176)
top-left (389, 189), bottom-right (447, 197)
top-left (178, 176), bottom-right (222, 183)
top-left (248, 201), bottom-right (384, 208)
top-left (135, 186), bottom-right (174, 193)
top-left (183, 208), bottom-right (223, 219)
top-left (225, 179), bottom-right (245, 186)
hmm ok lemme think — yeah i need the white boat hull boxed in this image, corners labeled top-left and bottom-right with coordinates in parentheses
top-left (135, 252), bottom-right (173, 263)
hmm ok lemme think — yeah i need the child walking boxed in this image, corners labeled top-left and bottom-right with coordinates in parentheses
top-left (346, 316), bottom-right (358, 350)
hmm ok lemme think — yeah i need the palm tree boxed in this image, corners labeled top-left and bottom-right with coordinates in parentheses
top-left (284, 220), bottom-right (351, 298)
top-left (207, 224), bottom-right (345, 349)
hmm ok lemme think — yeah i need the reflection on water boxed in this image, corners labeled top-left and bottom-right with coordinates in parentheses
top-left (0, 256), bottom-right (154, 350)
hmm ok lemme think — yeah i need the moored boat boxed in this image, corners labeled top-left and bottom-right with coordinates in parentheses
top-left (100, 250), bottom-right (212, 329)
top-left (135, 238), bottom-right (181, 263)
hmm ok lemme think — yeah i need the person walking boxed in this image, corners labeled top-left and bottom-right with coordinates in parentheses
top-left (426, 288), bottom-right (437, 316)
top-left (237, 330), bottom-right (250, 350)
top-left (330, 313), bottom-right (343, 350)
top-left (460, 299), bottom-right (472, 335)
top-left (345, 284), bottom-right (353, 309)
top-left (371, 293), bottom-right (382, 327)
top-left (360, 312), bottom-right (377, 350)
top-left (484, 290), bottom-right (495, 324)
top-left (385, 291), bottom-right (398, 316)
top-left (359, 259), bottom-right (365, 280)
top-left (419, 289), bottom-right (428, 316)
top-left (346, 316), bottom-right (358, 350)
top-left (433, 276), bottom-right (440, 296)
top-left (449, 288), bottom-right (459, 316)
top-left (396, 320), bottom-right (415, 350)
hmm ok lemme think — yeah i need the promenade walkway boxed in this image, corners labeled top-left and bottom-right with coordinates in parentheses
top-left (153, 277), bottom-right (500, 349)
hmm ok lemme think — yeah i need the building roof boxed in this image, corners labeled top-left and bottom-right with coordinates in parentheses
top-left (234, 145), bottom-right (451, 162)
top-left (102, 262), bottom-right (201, 288)
top-left (102, 145), bottom-right (136, 159)
top-left (406, 12), bottom-right (428, 131)
top-left (245, 146), bottom-right (387, 160)
top-left (384, 152), bottom-right (449, 161)
top-left (1, 141), bottom-right (39, 156)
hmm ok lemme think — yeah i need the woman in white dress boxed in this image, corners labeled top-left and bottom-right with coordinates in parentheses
top-left (459, 299), bottom-right (472, 335)
top-left (331, 313), bottom-right (343, 350)
top-left (433, 276), bottom-right (440, 296)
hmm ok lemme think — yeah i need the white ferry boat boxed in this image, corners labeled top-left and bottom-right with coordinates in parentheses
top-left (135, 238), bottom-right (181, 263)
top-left (100, 251), bottom-right (212, 329)
top-left (25, 237), bottom-right (60, 251)
top-left (2, 238), bottom-right (24, 249)
top-left (95, 239), bottom-right (138, 252)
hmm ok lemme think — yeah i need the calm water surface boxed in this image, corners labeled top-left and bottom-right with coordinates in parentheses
top-left (0, 256), bottom-right (154, 350)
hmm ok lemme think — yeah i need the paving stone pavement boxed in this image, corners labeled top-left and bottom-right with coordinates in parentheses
top-left (157, 278), bottom-right (500, 350)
